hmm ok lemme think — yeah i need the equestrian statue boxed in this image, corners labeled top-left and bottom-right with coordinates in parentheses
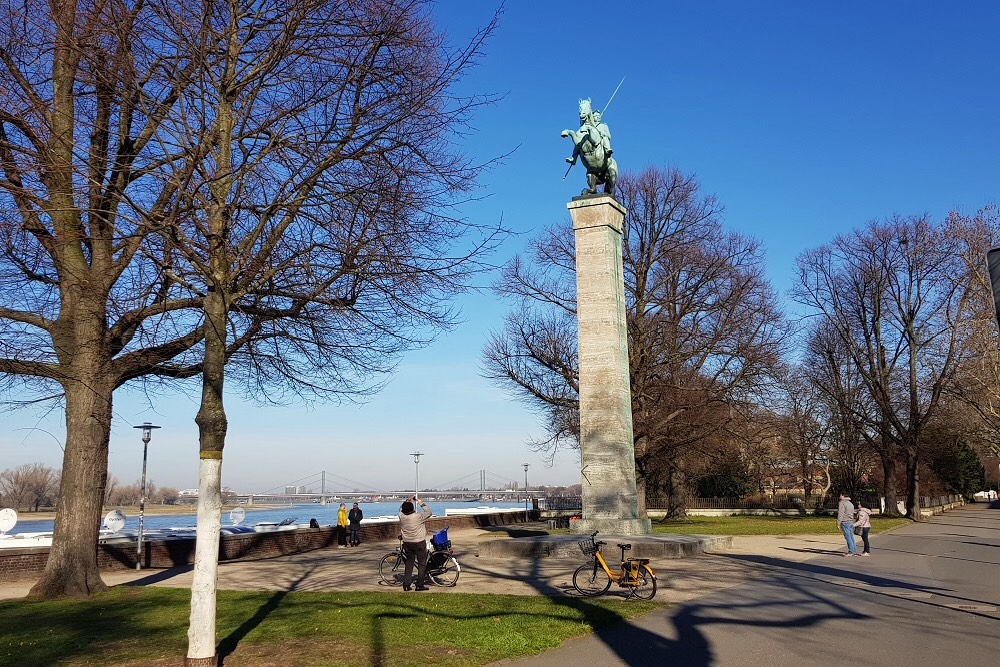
top-left (562, 98), bottom-right (619, 197)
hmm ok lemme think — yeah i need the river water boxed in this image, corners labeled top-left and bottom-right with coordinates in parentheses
top-left (5, 500), bottom-right (525, 536)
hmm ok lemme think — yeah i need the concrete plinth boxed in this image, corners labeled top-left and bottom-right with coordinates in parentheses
top-left (569, 195), bottom-right (651, 535)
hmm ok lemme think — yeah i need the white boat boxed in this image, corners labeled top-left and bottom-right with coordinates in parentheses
top-left (252, 517), bottom-right (301, 532)
top-left (0, 532), bottom-right (53, 548)
top-left (360, 515), bottom-right (400, 525)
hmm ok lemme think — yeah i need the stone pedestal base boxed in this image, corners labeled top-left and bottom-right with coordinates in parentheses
top-left (569, 518), bottom-right (652, 536)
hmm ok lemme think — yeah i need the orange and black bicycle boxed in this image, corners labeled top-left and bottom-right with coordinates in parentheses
top-left (573, 531), bottom-right (656, 599)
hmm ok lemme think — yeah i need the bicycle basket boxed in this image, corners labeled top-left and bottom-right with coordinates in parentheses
top-left (579, 540), bottom-right (597, 555)
top-left (431, 528), bottom-right (450, 550)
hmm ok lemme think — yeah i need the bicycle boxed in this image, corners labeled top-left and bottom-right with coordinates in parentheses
top-left (572, 531), bottom-right (656, 599)
top-left (378, 527), bottom-right (460, 587)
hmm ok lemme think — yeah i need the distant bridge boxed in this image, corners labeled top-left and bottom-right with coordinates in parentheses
top-left (231, 469), bottom-right (540, 506)
top-left (233, 489), bottom-right (533, 505)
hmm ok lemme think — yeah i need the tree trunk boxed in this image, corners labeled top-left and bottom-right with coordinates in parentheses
top-left (905, 449), bottom-right (923, 521)
top-left (666, 462), bottom-right (688, 519)
top-left (880, 454), bottom-right (903, 517)
top-left (186, 283), bottom-right (228, 666)
top-left (29, 309), bottom-right (114, 597)
top-left (633, 447), bottom-right (649, 520)
top-left (634, 473), bottom-right (649, 520)
top-left (186, 66), bottom-right (235, 663)
top-left (29, 376), bottom-right (114, 596)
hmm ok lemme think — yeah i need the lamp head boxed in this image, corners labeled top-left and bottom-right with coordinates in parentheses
top-left (133, 422), bottom-right (161, 444)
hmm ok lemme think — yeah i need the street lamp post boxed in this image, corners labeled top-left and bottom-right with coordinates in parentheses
top-left (410, 451), bottom-right (423, 498)
top-left (523, 463), bottom-right (530, 513)
top-left (132, 422), bottom-right (160, 570)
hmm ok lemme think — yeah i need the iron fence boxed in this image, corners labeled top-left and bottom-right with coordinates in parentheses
top-left (536, 496), bottom-right (582, 511)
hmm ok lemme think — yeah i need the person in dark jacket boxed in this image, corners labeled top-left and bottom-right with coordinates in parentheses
top-left (348, 502), bottom-right (363, 546)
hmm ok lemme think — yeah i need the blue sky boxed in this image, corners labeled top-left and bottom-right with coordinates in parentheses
top-left (2, 1), bottom-right (998, 494)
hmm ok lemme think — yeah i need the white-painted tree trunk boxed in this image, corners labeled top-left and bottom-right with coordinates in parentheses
top-left (186, 457), bottom-right (223, 664)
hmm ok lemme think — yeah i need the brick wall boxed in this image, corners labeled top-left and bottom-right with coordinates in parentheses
top-left (0, 510), bottom-right (528, 580)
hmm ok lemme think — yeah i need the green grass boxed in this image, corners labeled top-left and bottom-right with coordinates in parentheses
top-left (0, 588), bottom-right (660, 667)
top-left (650, 514), bottom-right (911, 535)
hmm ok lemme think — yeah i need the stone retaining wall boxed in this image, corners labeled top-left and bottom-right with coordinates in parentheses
top-left (0, 511), bottom-right (528, 580)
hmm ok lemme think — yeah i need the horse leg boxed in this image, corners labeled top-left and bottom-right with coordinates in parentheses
top-left (604, 159), bottom-right (619, 197)
top-left (585, 172), bottom-right (598, 195)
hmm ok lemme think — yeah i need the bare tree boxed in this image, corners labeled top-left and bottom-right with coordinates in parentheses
top-left (793, 214), bottom-right (987, 518)
top-left (941, 208), bottom-right (1000, 459)
top-left (0, 463), bottom-right (59, 511)
top-left (138, 2), bottom-right (502, 662)
top-left (483, 166), bottom-right (787, 516)
top-left (107, 483), bottom-right (141, 507)
top-left (1, 0), bottom-right (212, 597)
top-left (158, 487), bottom-right (179, 505)
top-left (102, 475), bottom-right (120, 507)
top-left (773, 371), bottom-right (832, 504)
top-left (1, 0), bottom-right (500, 610)
top-left (805, 321), bottom-right (893, 508)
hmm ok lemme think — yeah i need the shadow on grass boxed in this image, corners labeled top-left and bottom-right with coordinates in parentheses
top-left (216, 565), bottom-right (317, 666)
top-left (458, 546), bottom-right (676, 666)
top-left (217, 590), bottom-right (289, 664)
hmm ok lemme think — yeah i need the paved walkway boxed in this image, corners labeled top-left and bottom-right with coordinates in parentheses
top-left (491, 503), bottom-right (999, 667)
top-left (0, 522), bottom-right (847, 601)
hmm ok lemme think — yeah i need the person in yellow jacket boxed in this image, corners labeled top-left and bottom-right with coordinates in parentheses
top-left (336, 503), bottom-right (349, 548)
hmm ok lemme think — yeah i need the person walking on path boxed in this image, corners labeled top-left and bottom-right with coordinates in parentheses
top-left (398, 496), bottom-right (432, 591)
top-left (838, 492), bottom-right (858, 556)
top-left (348, 502), bottom-right (363, 546)
top-left (336, 503), bottom-right (349, 548)
top-left (855, 500), bottom-right (872, 556)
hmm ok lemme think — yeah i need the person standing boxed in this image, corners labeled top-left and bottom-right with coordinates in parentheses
top-left (348, 502), bottom-right (363, 546)
top-left (838, 492), bottom-right (858, 556)
top-left (398, 496), bottom-right (432, 591)
top-left (336, 503), bottom-right (349, 548)
top-left (855, 500), bottom-right (872, 556)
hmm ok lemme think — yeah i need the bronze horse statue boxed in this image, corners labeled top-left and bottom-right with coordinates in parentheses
top-left (562, 99), bottom-right (618, 197)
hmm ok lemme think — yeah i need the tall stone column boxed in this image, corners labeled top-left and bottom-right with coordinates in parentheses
top-left (569, 195), bottom-right (651, 535)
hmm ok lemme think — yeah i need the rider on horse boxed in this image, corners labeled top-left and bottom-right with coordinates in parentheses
top-left (562, 98), bottom-right (618, 197)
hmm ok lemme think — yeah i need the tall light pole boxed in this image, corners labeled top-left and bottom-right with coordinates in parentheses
top-left (523, 463), bottom-right (530, 512)
top-left (410, 451), bottom-right (423, 498)
top-left (132, 422), bottom-right (160, 570)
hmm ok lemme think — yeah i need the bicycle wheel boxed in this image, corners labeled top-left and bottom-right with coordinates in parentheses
top-left (628, 564), bottom-right (657, 600)
top-left (379, 552), bottom-right (405, 585)
top-left (573, 563), bottom-right (612, 596)
top-left (427, 552), bottom-right (460, 587)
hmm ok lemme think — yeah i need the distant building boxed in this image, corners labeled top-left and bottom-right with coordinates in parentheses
top-left (178, 489), bottom-right (199, 497)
